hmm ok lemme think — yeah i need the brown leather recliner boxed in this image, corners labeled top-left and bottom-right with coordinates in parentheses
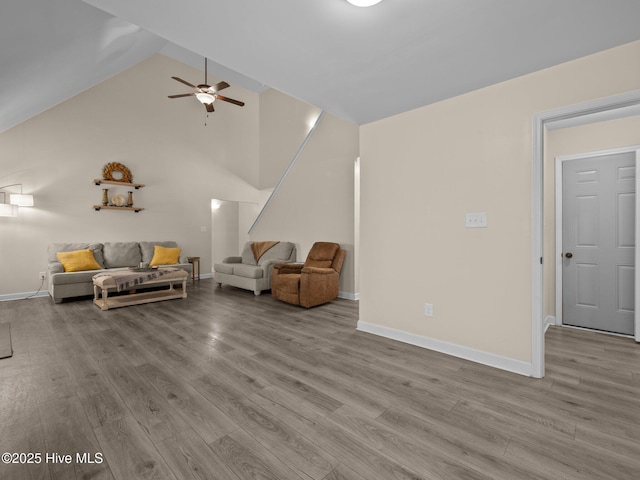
top-left (271, 242), bottom-right (346, 308)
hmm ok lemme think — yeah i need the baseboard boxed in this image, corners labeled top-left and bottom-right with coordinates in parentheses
top-left (200, 272), bottom-right (214, 280)
top-left (339, 291), bottom-right (359, 301)
top-left (544, 315), bottom-right (556, 333)
top-left (356, 321), bottom-right (533, 377)
top-left (0, 290), bottom-right (49, 302)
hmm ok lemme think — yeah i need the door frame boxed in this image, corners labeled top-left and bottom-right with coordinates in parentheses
top-left (532, 89), bottom-right (640, 378)
top-left (554, 146), bottom-right (640, 336)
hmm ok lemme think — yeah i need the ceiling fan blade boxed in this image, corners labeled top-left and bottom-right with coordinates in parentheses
top-left (205, 103), bottom-right (215, 113)
top-left (168, 93), bottom-right (196, 99)
top-left (171, 76), bottom-right (197, 89)
top-left (217, 95), bottom-right (245, 107)
top-left (207, 81), bottom-right (230, 94)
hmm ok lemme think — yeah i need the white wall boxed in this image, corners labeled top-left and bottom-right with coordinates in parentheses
top-left (211, 200), bottom-right (260, 266)
top-left (211, 200), bottom-right (239, 266)
top-left (359, 40), bottom-right (640, 370)
top-left (258, 89), bottom-right (323, 190)
top-left (238, 202), bottom-right (260, 252)
top-left (0, 54), bottom-right (261, 296)
top-left (251, 96), bottom-right (359, 295)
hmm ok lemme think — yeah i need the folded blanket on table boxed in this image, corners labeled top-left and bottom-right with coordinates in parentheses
top-left (251, 241), bottom-right (279, 262)
top-left (93, 267), bottom-right (178, 292)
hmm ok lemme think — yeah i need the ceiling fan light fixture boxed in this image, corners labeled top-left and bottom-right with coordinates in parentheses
top-left (169, 58), bottom-right (243, 116)
top-left (346, 0), bottom-right (383, 7)
top-left (196, 92), bottom-right (216, 105)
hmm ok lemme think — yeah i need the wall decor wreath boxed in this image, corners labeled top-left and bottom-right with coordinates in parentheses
top-left (102, 162), bottom-right (133, 183)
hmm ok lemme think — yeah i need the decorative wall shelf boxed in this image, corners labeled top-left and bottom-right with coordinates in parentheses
top-left (92, 205), bottom-right (144, 212)
top-left (93, 178), bottom-right (145, 212)
top-left (93, 179), bottom-right (145, 189)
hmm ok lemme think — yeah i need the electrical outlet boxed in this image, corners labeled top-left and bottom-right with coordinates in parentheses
top-left (39, 272), bottom-right (46, 280)
top-left (424, 303), bottom-right (433, 317)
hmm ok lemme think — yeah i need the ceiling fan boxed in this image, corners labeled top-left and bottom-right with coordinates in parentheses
top-left (168, 58), bottom-right (245, 113)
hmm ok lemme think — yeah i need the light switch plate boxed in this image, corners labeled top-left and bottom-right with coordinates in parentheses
top-left (465, 212), bottom-right (487, 228)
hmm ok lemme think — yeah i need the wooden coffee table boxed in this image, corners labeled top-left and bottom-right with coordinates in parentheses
top-left (93, 268), bottom-right (188, 311)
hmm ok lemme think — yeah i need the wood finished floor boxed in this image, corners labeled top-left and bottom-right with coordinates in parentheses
top-left (1, 279), bottom-right (639, 480)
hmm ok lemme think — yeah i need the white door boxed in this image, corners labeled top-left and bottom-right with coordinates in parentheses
top-left (562, 151), bottom-right (636, 335)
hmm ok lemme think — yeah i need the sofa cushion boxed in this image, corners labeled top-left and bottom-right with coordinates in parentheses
top-left (150, 246), bottom-right (181, 266)
top-left (48, 243), bottom-right (105, 268)
top-left (140, 241), bottom-right (179, 263)
top-left (240, 242), bottom-right (258, 266)
top-left (213, 263), bottom-right (235, 275)
top-left (258, 242), bottom-right (295, 265)
top-left (233, 265), bottom-right (264, 279)
top-left (49, 268), bottom-right (111, 285)
top-left (103, 242), bottom-right (141, 268)
top-left (273, 273), bottom-right (301, 296)
top-left (56, 249), bottom-right (102, 272)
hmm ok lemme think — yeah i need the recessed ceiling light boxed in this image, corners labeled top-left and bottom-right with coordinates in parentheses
top-left (347, 0), bottom-right (383, 7)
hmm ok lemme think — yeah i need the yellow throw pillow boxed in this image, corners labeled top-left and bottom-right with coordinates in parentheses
top-left (150, 245), bottom-right (181, 266)
top-left (56, 249), bottom-right (101, 272)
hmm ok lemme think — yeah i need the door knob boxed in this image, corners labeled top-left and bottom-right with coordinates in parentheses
top-left (564, 252), bottom-right (573, 258)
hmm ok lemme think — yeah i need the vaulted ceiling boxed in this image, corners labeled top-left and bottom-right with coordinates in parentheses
top-left (2, 0), bottom-right (640, 133)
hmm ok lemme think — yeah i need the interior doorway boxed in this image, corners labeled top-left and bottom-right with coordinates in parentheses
top-left (532, 89), bottom-right (640, 378)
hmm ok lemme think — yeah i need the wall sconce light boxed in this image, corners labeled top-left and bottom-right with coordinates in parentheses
top-left (0, 184), bottom-right (34, 216)
top-left (0, 201), bottom-right (18, 217)
top-left (10, 193), bottom-right (34, 206)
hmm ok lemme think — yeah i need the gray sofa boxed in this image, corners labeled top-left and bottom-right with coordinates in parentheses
top-left (214, 241), bottom-right (296, 295)
top-left (47, 241), bottom-right (192, 303)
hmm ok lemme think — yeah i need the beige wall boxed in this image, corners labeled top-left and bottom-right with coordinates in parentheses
top-left (360, 40), bottom-right (640, 366)
top-left (250, 108), bottom-right (359, 295)
top-left (543, 116), bottom-right (640, 318)
top-left (258, 89), bottom-right (323, 190)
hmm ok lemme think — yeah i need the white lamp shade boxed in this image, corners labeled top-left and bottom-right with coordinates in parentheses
top-left (0, 204), bottom-right (18, 217)
top-left (347, 0), bottom-right (382, 6)
top-left (10, 194), bottom-right (34, 206)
